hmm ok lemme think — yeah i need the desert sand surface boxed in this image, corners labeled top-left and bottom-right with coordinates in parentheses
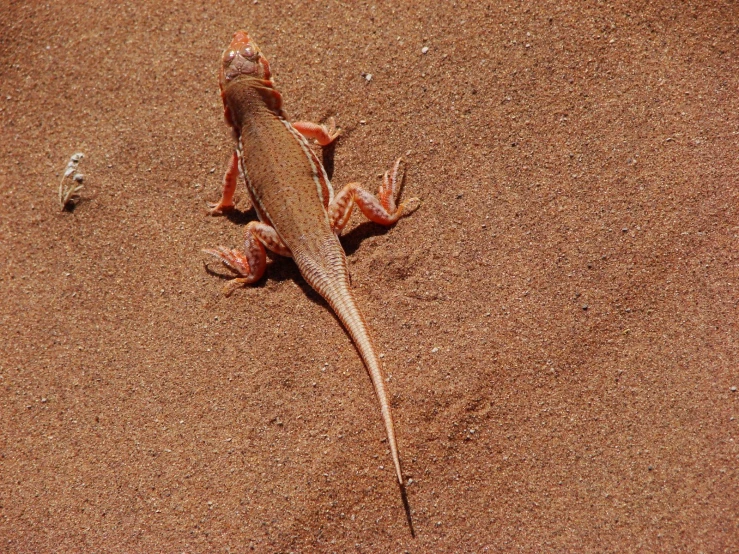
top-left (1, 0), bottom-right (738, 551)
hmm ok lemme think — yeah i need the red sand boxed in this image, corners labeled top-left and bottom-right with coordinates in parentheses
top-left (1, 1), bottom-right (737, 551)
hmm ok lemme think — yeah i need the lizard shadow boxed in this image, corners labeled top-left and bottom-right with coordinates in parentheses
top-left (318, 109), bottom-right (357, 180)
top-left (204, 225), bottom-right (398, 332)
top-left (209, 211), bottom-right (397, 295)
top-left (61, 190), bottom-right (99, 213)
top-left (203, 239), bottom-right (326, 309)
top-left (262, 221), bottom-right (393, 293)
top-left (219, 205), bottom-right (256, 226)
top-left (340, 221), bottom-right (392, 256)
top-left (321, 137), bottom-right (337, 180)
top-left (267, 254), bottom-right (417, 538)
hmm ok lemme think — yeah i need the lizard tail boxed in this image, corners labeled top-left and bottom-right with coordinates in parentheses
top-left (321, 282), bottom-right (404, 486)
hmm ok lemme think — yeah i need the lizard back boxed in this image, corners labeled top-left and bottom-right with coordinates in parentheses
top-left (223, 79), bottom-right (343, 277)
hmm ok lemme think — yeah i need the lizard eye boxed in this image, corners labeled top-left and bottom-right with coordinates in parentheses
top-left (241, 45), bottom-right (255, 59)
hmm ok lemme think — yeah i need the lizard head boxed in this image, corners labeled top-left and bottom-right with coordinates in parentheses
top-left (219, 31), bottom-right (272, 87)
top-left (219, 31), bottom-right (285, 129)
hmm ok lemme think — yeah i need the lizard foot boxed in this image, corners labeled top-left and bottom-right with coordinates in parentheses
top-left (293, 117), bottom-right (341, 146)
top-left (203, 221), bottom-right (291, 294)
top-left (379, 158), bottom-right (420, 216)
top-left (202, 246), bottom-right (257, 295)
top-left (203, 246), bottom-right (251, 275)
top-left (329, 158), bottom-right (420, 233)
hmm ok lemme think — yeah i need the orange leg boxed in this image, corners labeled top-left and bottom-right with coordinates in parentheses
top-left (292, 117), bottom-right (341, 146)
top-left (207, 151), bottom-right (247, 215)
top-left (328, 158), bottom-right (420, 234)
top-left (203, 221), bottom-right (291, 295)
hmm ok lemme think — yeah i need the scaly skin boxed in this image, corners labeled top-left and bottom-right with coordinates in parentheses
top-left (204, 31), bottom-right (419, 489)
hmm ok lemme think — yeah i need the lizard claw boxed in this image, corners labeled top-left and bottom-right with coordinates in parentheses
top-left (203, 245), bottom-right (264, 295)
top-left (203, 247), bottom-right (249, 296)
top-left (324, 117), bottom-right (342, 143)
top-left (202, 246), bottom-right (250, 276)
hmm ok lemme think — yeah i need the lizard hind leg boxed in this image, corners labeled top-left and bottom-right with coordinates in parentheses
top-left (203, 221), bottom-right (291, 295)
top-left (328, 158), bottom-right (420, 234)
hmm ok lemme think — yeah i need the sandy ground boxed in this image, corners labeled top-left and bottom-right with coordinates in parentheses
top-left (1, 0), bottom-right (738, 551)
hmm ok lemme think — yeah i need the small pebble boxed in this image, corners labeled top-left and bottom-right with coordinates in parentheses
top-left (431, 347), bottom-right (439, 353)
top-left (364, 73), bottom-right (373, 82)
top-left (731, 386), bottom-right (737, 392)
top-left (421, 46), bottom-right (429, 54)
top-left (73, 173), bottom-right (84, 183)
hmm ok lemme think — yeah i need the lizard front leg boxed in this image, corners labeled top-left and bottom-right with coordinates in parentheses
top-left (207, 151), bottom-right (247, 215)
top-left (292, 117), bottom-right (341, 146)
top-left (203, 221), bottom-right (291, 295)
top-left (329, 158), bottom-right (420, 233)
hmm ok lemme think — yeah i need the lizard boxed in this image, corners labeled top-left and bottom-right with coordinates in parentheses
top-left (203, 30), bottom-right (419, 491)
